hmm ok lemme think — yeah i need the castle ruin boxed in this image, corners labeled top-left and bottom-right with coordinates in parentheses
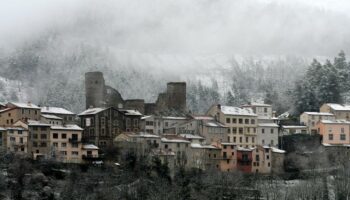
top-left (85, 71), bottom-right (187, 115)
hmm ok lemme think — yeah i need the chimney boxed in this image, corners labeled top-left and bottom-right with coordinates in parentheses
top-left (89, 105), bottom-right (94, 109)
top-left (217, 104), bottom-right (221, 110)
top-left (27, 101), bottom-right (31, 106)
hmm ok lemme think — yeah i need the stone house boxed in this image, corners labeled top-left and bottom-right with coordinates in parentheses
top-left (0, 102), bottom-right (41, 126)
top-left (320, 103), bottom-right (350, 120)
top-left (40, 106), bottom-right (76, 124)
top-left (300, 112), bottom-right (335, 134)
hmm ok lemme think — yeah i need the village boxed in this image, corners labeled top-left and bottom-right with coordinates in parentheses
top-left (0, 71), bottom-right (349, 176)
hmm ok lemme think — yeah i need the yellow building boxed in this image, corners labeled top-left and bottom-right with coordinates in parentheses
top-left (207, 104), bottom-right (258, 148)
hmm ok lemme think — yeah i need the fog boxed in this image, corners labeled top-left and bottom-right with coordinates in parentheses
top-left (1, 0), bottom-right (350, 57)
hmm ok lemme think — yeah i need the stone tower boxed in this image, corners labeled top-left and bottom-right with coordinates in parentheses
top-left (85, 71), bottom-right (106, 109)
top-left (166, 82), bottom-right (186, 112)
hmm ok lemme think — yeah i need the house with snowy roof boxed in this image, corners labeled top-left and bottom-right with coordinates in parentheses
top-left (320, 103), bottom-right (350, 120)
top-left (206, 104), bottom-right (258, 148)
top-left (0, 102), bottom-right (41, 126)
top-left (300, 112), bottom-right (335, 134)
top-left (40, 106), bottom-right (76, 124)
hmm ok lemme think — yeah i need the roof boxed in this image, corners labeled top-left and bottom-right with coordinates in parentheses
top-left (271, 147), bottom-right (286, 154)
top-left (141, 115), bottom-right (153, 120)
top-left (121, 109), bottom-right (142, 116)
top-left (41, 106), bottom-right (75, 115)
top-left (220, 106), bottom-right (257, 116)
top-left (237, 147), bottom-right (254, 151)
top-left (78, 107), bottom-right (108, 116)
top-left (0, 108), bottom-right (13, 113)
top-left (5, 127), bottom-right (26, 131)
top-left (27, 120), bottom-right (51, 126)
top-left (191, 115), bottom-right (214, 120)
top-left (302, 112), bottom-right (334, 116)
top-left (282, 125), bottom-right (307, 129)
top-left (242, 103), bottom-right (272, 107)
top-left (258, 123), bottom-right (279, 128)
top-left (221, 142), bottom-right (236, 146)
top-left (161, 116), bottom-right (188, 120)
top-left (205, 120), bottom-right (226, 128)
top-left (325, 103), bottom-right (350, 111)
top-left (41, 114), bottom-right (63, 120)
top-left (190, 143), bottom-right (219, 149)
top-left (50, 124), bottom-right (83, 131)
top-left (0, 127), bottom-right (6, 131)
top-left (161, 137), bottom-right (190, 143)
top-left (8, 102), bottom-right (40, 109)
top-left (83, 144), bottom-right (99, 150)
top-left (319, 120), bottom-right (350, 124)
top-left (179, 134), bottom-right (204, 140)
top-left (322, 143), bottom-right (350, 147)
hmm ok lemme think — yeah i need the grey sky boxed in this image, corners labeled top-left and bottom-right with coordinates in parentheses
top-left (1, 0), bottom-right (350, 57)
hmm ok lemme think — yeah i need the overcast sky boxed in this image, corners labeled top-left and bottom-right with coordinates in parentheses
top-left (1, 0), bottom-right (350, 57)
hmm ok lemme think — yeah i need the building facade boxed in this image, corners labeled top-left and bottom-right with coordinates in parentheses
top-left (300, 112), bottom-right (335, 134)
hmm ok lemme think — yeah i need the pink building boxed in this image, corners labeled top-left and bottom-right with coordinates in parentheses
top-left (316, 120), bottom-right (350, 145)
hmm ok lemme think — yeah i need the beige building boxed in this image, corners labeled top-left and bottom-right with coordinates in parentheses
top-left (0, 121), bottom-right (29, 154)
top-left (0, 102), bottom-right (41, 126)
top-left (257, 123), bottom-right (279, 147)
top-left (41, 106), bottom-right (76, 124)
top-left (188, 143), bottom-right (221, 170)
top-left (41, 114), bottom-right (63, 125)
top-left (50, 125), bottom-right (84, 163)
top-left (207, 104), bottom-right (258, 148)
top-left (320, 103), bottom-right (350, 120)
top-left (300, 112), bottom-right (335, 134)
top-left (178, 115), bottom-right (227, 144)
top-left (316, 120), bottom-right (350, 145)
top-left (241, 103), bottom-right (273, 118)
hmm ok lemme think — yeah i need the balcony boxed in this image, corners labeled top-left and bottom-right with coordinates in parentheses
top-left (237, 157), bottom-right (252, 163)
top-left (69, 138), bottom-right (81, 144)
top-left (82, 154), bottom-right (100, 161)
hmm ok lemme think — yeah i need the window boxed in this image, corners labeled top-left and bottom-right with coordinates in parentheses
top-left (266, 155), bottom-right (270, 159)
top-left (227, 128), bottom-right (231, 134)
top-left (62, 134), bottom-right (67, 139)
top-left (33, 127), bottom-right (38, 131)
top-left (247, 128), bottom-right (250, 133)
top-left (134, 119), bottom-right (139, 127)
top-left (239, 128), bottom-right (243, 134)
top-left (262, 139), bottom-right (265, 144)
top-left (271, 140), bottom-right (274, 145)
top-left (233, 137), bottom-right (236, 143)
top-left (239, 119), bottom-right (243, 124)
top-left (33, 142), bottom-right (38, 147)
top-left (232, 127), bottom-right (237, 134)
top-left (341, 128), bottom-right (345, 133)
top-left (262, 129), bottom-right (265, 134)
top-left (126, 118), bottom-right (131, 126)
top-left (252, 137), bottom-right (255, 143)
top-left (40, 134), bottom-right (47, 139)
top-left (72, 151), bottom-right (79, 156)
top-left (10, 137), bottom-right (15, 142)
top-left (329, 134), bottom-right (333, 140)
top-left (53, 133), bottom-right (58, 139)
top-left (177, 143), bottom-right (180, 148)
top-left (246, 137), bottom-right (248, 143)
top-left (33, 134), bottom-right (38, 139)
top-left (232, 118), bottom-right (237, 123)
top-left (223, 152), bottom-right (227, 158)
top-left (268, 162), bottom-right (270, 167)
top-left (239, 137), bottom-right (242, 143)
top-left (165, 144), bottom-right (168, 149)
top-left (41, 127), bottom-right (47, 131)
top-left (61, 143), bottom-right (67, 148)
top-left (60, 151), bottom-right (67, 155)
top-left (223, 145), bottom-right (227, 149)
top-left (264, 108), bottom-right (268, 113)
top-left (226, 118), bottom-right (231, 123)
top-left (341, 134), bottom-right (346, 141)
top-left (256, 155), bottom-right (260, 162)
top-left (9, 129), bottom-right (14, 134)
top-left (8, 113), bottom-right (11, 117)
top-left (53, 142), bottom-right (58, 147)
top-left (251, 119), bottom-right (255, 124)
top-left (18, 130), bottom-right (22, 134)
top-left (245, 119), bottom-right (249, 124)
top-left (101, 117), bottom-right (105, 126)
top-left (72, 143), bottom-right (78, 148)
top-left (270, 129), bottom-right (274, 134)
top-left (40, 142), bottom-right (47, 147)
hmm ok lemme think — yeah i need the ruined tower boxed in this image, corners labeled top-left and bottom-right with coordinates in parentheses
top-left (85, 71), bottom-right (106, 109)
top-left (166, 82), bottom-right (187, 112)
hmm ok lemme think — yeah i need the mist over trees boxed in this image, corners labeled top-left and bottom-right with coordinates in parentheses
top-left (293, 51), bottom-right (350, 114)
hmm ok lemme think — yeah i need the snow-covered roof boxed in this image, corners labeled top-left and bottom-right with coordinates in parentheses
top-left (191, 115), bottom-right (214, 120)
top-left (180, 134), bottom-right (204, 140)
top-left (141, 115), bottom-right (153, 120)
top-left (83, 144), bottom-right (99, 150)
top-left (123, 110), bottom-right (142, 116)
top-left (27, 120), bottom-right (51, 126)
top-left (205, 121), bottom-right (226, 127)
top-left (303, 112), bottom-right (334, 116)
top-left (162, 116), bottom-right (187, 120)
top-left (0, 108), bottom-right (12, 113)
top-left (41, 114), bottom-right (63, 120)
top-left (41, 106), bottom-right (75, 115)
top-left (8, 102), bottom-right (40, 109)
top-left (5, 127), bottom-right (26, 131)
top-left (322, 143), bottom-right (350, 147)
top-left (237, 147), bottom-right (254, 151)
top-left (161, 138), bottom-right (190, 143)
top-left (271, 147), bottom-right (286, 154)
top-left (282, 125), bottom-right (307, 129)
top-left (220, 106), bottom-right (257, 116)
top-left (50, 124), bottom-right (83, 131)
top-left (258, 123), bottom-right (279, 127)
top-left (326, 103), bottom-right (350, 111)
top-left (190, 143), bottom-right (219, 149)
top-left (319, 120), bottom-right (350, 124)
top-left (136, 132), bottom-right (160, 138)
top-left (242, 103), bottom-right (272, 107)
top-left (78, 107), bottom-right (107, 116)
top-left (0, 127), bottom-right (6, 131)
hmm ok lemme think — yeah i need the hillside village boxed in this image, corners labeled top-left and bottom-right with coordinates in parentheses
top-left (1, 71), bottom-right (349, 177)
